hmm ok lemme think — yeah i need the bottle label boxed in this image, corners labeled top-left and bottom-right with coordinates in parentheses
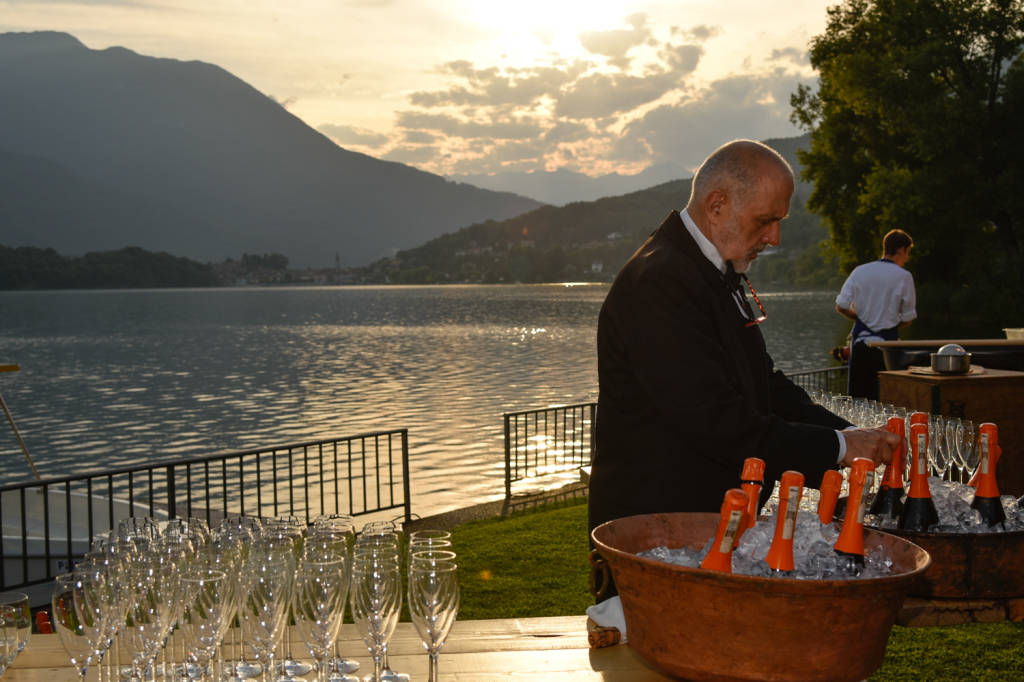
top-left (719, 510), bottom-right (743, 553)
top-left (916, 433), bottom-right (927, 476)
top-left (782, 486), bottom-right (800, 539)
top-left (981, 433), bottom-right (990, 474)
top-left (857, 471), bottom-right (873, 523)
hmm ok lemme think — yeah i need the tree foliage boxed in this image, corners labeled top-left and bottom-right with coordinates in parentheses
top-left (792, 0), bottom-right (1024, 334)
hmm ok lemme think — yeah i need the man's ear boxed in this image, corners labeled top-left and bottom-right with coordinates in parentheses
top-left (705, 189), bottom-right (727, 221)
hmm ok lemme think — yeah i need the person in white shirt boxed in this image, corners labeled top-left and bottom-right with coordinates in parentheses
top-left (835, 230), bottom-right (917, 399)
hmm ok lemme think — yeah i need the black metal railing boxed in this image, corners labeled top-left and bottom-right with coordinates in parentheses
top-left (788, 365), bottom-right (848, 395)
top-left (501, 367), bottom-right (849, 500)
top-left (503, 402), bottom-right (595, 500)
top-left (0, 429), bottom-right (410, 591)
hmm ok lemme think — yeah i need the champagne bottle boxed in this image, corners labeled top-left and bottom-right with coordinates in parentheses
top-left (970, 423), bottom-right (1006, 528)
top-left (764, 471), bottom-right (804, 575)
top-left (967, 422), bottom-right (1000, 488)
top-left (739, 457), bottom-right (766, 536)
top-left (869, 416), bottom-right (906, 517)
top-left (700, 488), bottom-right (750, 573)
top-left (817, 469), bottom-right (843, 524)
top-left (909, 411), bottom-right (929, 427)
top-left (898, 422), bottom-right (939, 531)
top-left (834, 457), bottom-right (875, 570)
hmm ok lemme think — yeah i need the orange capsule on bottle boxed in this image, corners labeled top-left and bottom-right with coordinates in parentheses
top-left (869, 416), bottom-right (906, 518)
top-left (971, 423), bottom-right (1005, 528)
top-left (700, 488), bottom-right (750, 573)
top-left (909, 411), bottom-right (929, 426)
top-left (898, 422), bottom-right (938, 531)
top-left (764, 471), bottom-right (804, 574)
top-left (834, 457), bottom-right (875, 567)
top-left (817, 469), bottom-right (843, 524)
top-left (739, 457), bottom-right (766, 536)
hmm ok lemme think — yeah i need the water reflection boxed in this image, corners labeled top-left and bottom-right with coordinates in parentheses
top-left (0, 284), bottom-right (846, 518)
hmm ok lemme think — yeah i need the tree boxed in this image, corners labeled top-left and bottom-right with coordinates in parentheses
top-left (792, 0), bottom-right (1024, 333)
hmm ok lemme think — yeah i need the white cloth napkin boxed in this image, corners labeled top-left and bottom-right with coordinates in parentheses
top-left (586, 595), bottom-right (628, 642)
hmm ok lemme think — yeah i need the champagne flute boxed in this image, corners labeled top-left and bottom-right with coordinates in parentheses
top-left (0, 592), bottom-right (30, 671)
top-left (304, 524), bottom-right (360, 680)
top-left (263, 518), bottom-right (310, 682)
top-left (356, 524), bottom-right (406, 682)
top-left (294, 557), bottom-right (354, 682)
top-left (928, 416), bottom-right (948, 479)
top-left (350, 551), bottom-right (401, 682)
top-left (407, 561), bottom-right (459, 682)
top-left (945, 418), bottom-right (964, 482)
top-left (52, 574), bottom-right (94, 682)
top-left (960, 420), bottom-right (979, 480)
top-left (180, 569), bottom-right (233, 682)
top-left (240, 542), bottom-right (293, 682)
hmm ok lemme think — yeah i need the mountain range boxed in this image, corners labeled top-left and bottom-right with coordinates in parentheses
top-left (446, 162), bottom-right (690, 206)
top-left (0, 31), bottom-right (543, 268)
top-left (350, 134), bottom-right (839, 288)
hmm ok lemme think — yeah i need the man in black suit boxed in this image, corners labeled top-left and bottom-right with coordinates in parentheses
top-left (588, 139), bottom-right (899, 544)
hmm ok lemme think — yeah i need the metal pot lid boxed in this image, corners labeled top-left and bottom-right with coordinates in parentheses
top-left (937, 343), bottom-right (968, 356)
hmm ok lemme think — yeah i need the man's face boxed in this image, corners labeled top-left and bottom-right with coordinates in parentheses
top-left (714, 168), bottom-right (793, 273)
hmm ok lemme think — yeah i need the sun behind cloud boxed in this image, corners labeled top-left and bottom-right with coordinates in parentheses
top-left (460, 0), bottom-right (635, 59)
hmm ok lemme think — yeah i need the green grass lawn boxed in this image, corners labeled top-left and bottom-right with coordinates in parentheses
top-left (449, 496), bottom-right (1024, 680)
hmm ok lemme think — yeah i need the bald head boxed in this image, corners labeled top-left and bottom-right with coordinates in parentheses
top-left (688, 139), bottom-right (794, 211)
top-left (686, 139), bottom-right (795, 273)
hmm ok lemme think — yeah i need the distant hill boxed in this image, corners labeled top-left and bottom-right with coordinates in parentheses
top-left (447, 162), bottom-right (689, 206)
top-left (349, 135), bottom-right (843, 288)
top-left (0, 31), bottom-right (543, 267)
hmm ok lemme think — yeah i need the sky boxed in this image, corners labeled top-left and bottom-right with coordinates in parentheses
top-left (0, 0), bottom-right (837, 179)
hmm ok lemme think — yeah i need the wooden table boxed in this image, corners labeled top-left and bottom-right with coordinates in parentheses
top-left (879, 367), bottom-right (1024, 495)
top-left (5, 617), bottom-right (672, 681)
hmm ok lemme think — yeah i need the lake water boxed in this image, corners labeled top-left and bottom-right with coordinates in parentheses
top-left (0, 284), bottom-right (848, 518)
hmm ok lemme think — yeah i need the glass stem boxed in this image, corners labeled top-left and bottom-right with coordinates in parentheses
top-left (372, 650), bottom-right (384, 682)
top-left (427, 652), bottom-right (439, 682)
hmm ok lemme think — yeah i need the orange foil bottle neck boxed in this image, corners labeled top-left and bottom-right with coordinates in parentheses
top-left (739, 457), bottom-right (766, 535)
top-left (764, 471), bottom-right (804, 573)
top-left (974, 424), bottom-right (1001, 498)
top-left (906, 423), bottom-right (932, 500)
top-left (834, 457), bottom-right (874, 559)
top-left (818, 469), bottom-right (843, 524)
top-left (701, 488), bottom-right (750, 573)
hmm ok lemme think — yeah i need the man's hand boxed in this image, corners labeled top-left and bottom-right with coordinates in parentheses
top-left (840, 427), bottom-right (900, 468)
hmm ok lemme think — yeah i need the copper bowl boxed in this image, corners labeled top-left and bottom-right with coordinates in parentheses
top-left (592, 512), bottom-right (931, 682)
top-left (876, 527), bottom-right (1024, 598)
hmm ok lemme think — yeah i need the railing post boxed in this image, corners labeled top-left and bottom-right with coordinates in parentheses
top-left (504, 414), bottom-right (512, 503)
top-left (166, 464), bottom-right (177, 520)
top-left (400, 429), bottom-right (412, 524)
top-left (589, 402), bottom-right (597, 465)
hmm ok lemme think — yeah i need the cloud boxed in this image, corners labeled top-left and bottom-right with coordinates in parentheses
top-left (578, 12), bottom-right (651, 69)
top-left (403, 130), bottom-right (437, 144)
top-left (382, 145), bottom-right (442, 164)
top-left (672, 25), bottom-right (721, 42)
top-left (555, 69), bottom-right (684, 119)
top-left (395, 111), bottom-right (545, 139)
top-left (770, 47), bottom-right (809, 65)
top-left (408, 61), bottom-right (584, 108)
top-left (621, 71), bottom-right (814, 171)
top-left (318, 123), bottom-right (390, 148)
top-left (384, 16), bottom-right (809, 179)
